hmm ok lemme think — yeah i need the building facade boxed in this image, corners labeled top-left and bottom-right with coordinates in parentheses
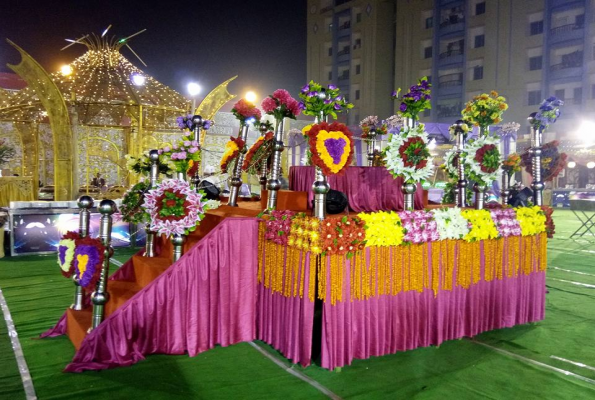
top-left (308, 0), bottom-right (595, 142)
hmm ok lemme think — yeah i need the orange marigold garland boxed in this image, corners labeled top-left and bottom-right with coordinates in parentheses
top-left (220, 136), bottom-right (245, 173)
top-left (242, 131), bottom-right (274, 174)
top-left (320, 215), bottom-right (366, 258)
top-left (306, 122), bottom-right (354, 176)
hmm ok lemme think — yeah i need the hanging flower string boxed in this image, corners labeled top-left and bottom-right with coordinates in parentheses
top-left (242, 132), bottom-right (274, 175)
top-left (220, 136), bottom-right (246, 173)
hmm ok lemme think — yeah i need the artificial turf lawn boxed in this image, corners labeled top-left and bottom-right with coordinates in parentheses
top-left (1, 210), bottom-right (594, 399)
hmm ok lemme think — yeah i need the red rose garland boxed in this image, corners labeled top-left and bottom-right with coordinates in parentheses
top-left (242, 131), bottom-right (274, 173)
top-left (306, 122), bottom-right (354, 176)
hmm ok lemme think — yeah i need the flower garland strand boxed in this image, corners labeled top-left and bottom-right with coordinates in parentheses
top-left (242, 132), bottom-right (274, 175)
top-left (220, 136), bottom-right (246, 173)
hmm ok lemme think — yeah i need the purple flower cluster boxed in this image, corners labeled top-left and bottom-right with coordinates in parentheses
top-left (391, 77), bottom-right (432, 120)
top-left (398, 210), bottom-right (440, 244)
top-left (264, 210), bottom-right (296, 245)
top-left (324, 138), bottom-right (346, 164)
top-left (176, 114), bottom-right (212, 131)
top-left (159, 140), bottom-right (200, 160)
top-left (489, 208), bottom-right (521, 237)
top-left (534, 96), bottom-right (563, 129)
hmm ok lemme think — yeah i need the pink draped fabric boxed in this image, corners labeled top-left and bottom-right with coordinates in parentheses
top-left (289, 166), bottom-right (424, 212)
top-left (65, 218), bottom-right (259, 372)
top-left (320, 243), bottom-right (546, 370)
top-left (256, 252), bottom-right (315, 367)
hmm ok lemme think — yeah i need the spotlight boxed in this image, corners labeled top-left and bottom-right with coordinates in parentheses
top-left (588, 162), bottom-right (595, 169)
top-left (131, 74), bottom-right (146, 86)
top-left (245, 91), bottom-right (257, 103)
top-left (567, 161), bottom-right (576, 169)
top-left (187, 82), bottom-right (202, 96)
top-left (60, 65), bottom-right (73, 76)
top-left (246, 117), bottom-right (256, 125)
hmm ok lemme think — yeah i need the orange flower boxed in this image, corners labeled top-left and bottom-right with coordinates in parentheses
top-left (490, 90), bottom-right (499, 97)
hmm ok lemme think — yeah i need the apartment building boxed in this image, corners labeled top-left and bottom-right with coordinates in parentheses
top-left (308, 0), bottom-right (595, 141)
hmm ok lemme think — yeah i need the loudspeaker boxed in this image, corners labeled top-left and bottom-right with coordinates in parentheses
top-left (509, 187), bottom-right (532, 207)
top-left (310, 189), bottom-right (348, 214)
top-left (199, 180), bottom-right (220, 200)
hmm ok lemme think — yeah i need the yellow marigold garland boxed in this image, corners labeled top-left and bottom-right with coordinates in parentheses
top-left (358, 211), bottom-right (404, 247)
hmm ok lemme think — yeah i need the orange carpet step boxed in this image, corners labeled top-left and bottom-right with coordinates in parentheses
top-left (66, 308), bottom-right (92, 350)
top-left (132, 255), bottom-right (171, 288)
top-left (105, 280), bottom-right (142, 317)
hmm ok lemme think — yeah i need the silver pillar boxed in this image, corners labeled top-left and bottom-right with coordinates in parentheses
top-left (190, 115), bottom-right (203, 190)
top-left (267, 119), bottom-right (285, 210)
top-left (228, 124), bottom-right (250, 207)
top-left (258, 123), bottom-right (269, 192)
top-left (501, 171), bottom-right (510, 206)
top-left (312, 114), bottom-right (329, 220)
top-left (72, 195), bottom-right (93, 311)
top-left (367, 128), bottom-right (377, 167)
top-left (401, 183), bottom-right (416, 211)
top-left (171, 233), bottom-right (186, 263)
top-left (145, 150), bottom-right (159, 258)
top-left (176, 171), bottom-right (187, 182)
top-left (453, 120), bottom-right (468, 208)
top-left (528, 113), bottom-right (544, 206)
top-left (473, 183), bottom-right (487, 210)
top-left (90, 199), bottom-right (117, 330)
top-left (403, 117), bottom-right (417, 129)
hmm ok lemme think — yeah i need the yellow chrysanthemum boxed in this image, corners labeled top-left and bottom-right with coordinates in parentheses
top-left (358, 211), bottom-right (404, 247)
top-left (515, 206), bottom-right (546, 236)
top-left (462, 209), bottom-right (499, 242)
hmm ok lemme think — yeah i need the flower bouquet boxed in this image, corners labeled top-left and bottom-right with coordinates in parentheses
top-left (142, 179), bottom-right (208, 237)
top-left (220, 136), bottom-right (246, 173)
top-left (304, 122), bottom-right (354, 175)
top-left (360, 116), bottom-right (388, 140)
top-left (261, 89), bottom-right (301, 122)
top-left (231, 99), bottom-right (262, 125)
top-left (242, 131), bottom-right (274, 175)
top-left (462, 91), bottom-right (508, 130)
top-left (125, 151), bottom-right (171, 177)
top-left (502, 153), bottom-right (521, 178)
top-left (299, 81), bottom-right (353, 120)
top-left (391, 77), bottom-right (431, 121)
top-left (447, 121), bottom-right (470, 142)
top-left (520, 140), bottom-right (567, 182)
top-left (531, 96), bottom-right (563, 130)
top-left (384, 124), bottom-right (434, 184)
top-left (159, 137), bottom-right (202, 177)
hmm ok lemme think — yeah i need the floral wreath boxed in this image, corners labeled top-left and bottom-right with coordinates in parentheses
top-left (242, 131), bottom-right (274, 175)
top-left (520, 140), bottom-right (567, 182)
top-left (142, 179), bottom-right (207, 237)
top-left (306, 122), bottom-right (354, 175)
top-left (384, 124), bottom-right (434, 184)
top-left (120, 180), bottom-right (151, 225)
top-left (464, 135), bottom-right (501, 186)
top-left (73, 236), bottom-right (106, 290)
top-left (220, 136), bottom-right (246, 173)
top-left (57, 231), bottom-right (79, 278)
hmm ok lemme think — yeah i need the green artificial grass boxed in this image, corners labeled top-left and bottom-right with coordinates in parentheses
top-left (1, 211), bottom-right (594, 399)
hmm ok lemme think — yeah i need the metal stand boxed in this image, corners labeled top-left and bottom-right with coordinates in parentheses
top-left (312, 113), bottom-right (329, 220)
top-left (267, 119), bottom-right (285, 210)
top-left (190, 115), bottom-right (203, 190)
top-left (90, 200), bottom-right (117, 330)
top-left (453, 120), bottom-right (468, 208)
top-left (474, 183), bottom-right (487, 210)
top-left (228, 123), bottom-right (249, 207)
top-left (144, 150), bottom-right (159, 258)
top-left (528, 113), bottom-right (544, 206)
top-left (171, 233), bottom-right (186, 263)
top-left (501, 172), bottom-right (510, 206)
top-left (258, 122), bottom-right (270, 192)
top-left (367, 128), bottom-right (377, 167)
top-left (401, 183), bottom-right (416, 211)
top-left (71, 195), bottom-right (93, 311)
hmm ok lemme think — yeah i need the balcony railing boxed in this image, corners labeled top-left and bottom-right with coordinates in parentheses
top-left (337, 48), bottom-right (350, 56)
top-left (550, 22), bottom-right (584, 36)
top-left (338, 71), bottom-right (350, 80)
top-left (439, 15), bottom-right (464, 29)
top-left (438, 73), bottom-right (463, 88)
top-left (550, 51), bottom-right (583, 71)
top-left (439, 48), bottom-right (464, 59)
top-left (339, 21), bottom-right (351, 30)
top-left (437, 104), bottom-right (463, 118)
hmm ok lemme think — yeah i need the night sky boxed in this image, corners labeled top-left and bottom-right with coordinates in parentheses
top-left (0, 0), bottom-right (307, 102)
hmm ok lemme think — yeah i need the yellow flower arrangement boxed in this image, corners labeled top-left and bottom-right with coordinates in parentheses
top-left (461, 91), bottom-right (508, 130)
top-left (515, 206), bottom-right (546, 236)
top-left (461, 209), bottom-right (499, 242)
top-left (220, 138), bottom-right (243, 173)
top-left (315, 130), bottom-right (352, 174)
top-left (358, 211), bottom-right (404, 247)
top-left (288, 215), bottom-right (322, 254)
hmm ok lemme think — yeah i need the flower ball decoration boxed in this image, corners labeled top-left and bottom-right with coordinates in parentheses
top-left (464, 134), bottom-right (502, 187)
top-left (57, 231), bottom-right (79, 277)
top-left (305, 122), bottom-right (354, 175)
top-left (142, 179), bottom-right (208, 237)
top-left (384, 124), bottom-right (434, 184)
top-left (73, 236), bottom-right (106, 290)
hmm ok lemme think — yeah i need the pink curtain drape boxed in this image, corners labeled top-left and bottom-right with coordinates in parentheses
top-left (65, 218), bottom-right (259, 372)
top-left (289, 166), bottom-right (424, 212)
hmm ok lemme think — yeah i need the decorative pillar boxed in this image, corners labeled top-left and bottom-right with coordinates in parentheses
top-left (144, 150), bottom-right (159, 258)
top-left (501, 171), bottom-right (510, 206)
top-left (453, 120), bottom-right (468, 208)
top-left (313, 113), bottom-right (330, 220)
top-left (401, 117), bottom-right (417, 210)
top-left (228, 123), bottom-right (250, 207)
top-left (258, 123), bottom-right (269, 192)
top-left (528, 113), bottom-right (544, 206)
top-left (266, 119), bottom-right (285, 210)
top-left (90, 199), bottom-right (117, 330)
top-left (171, 233), bottom-right (186, 263)
top-left (367, 128), bottom-right (377, 167)
top-left (473, 183), bottom-right (487, 210)
top-left (190, 115), bottom-right (203, 190)
top-left (71, 195), bottom-right (93, 311)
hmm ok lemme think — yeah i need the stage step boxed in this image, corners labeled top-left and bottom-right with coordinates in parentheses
top-left (105, 280), bottom-right (142, 317)
top-left (66, 308), bottom-right (92, 350)
top-left (132, 255), bottom-right (171, 288)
